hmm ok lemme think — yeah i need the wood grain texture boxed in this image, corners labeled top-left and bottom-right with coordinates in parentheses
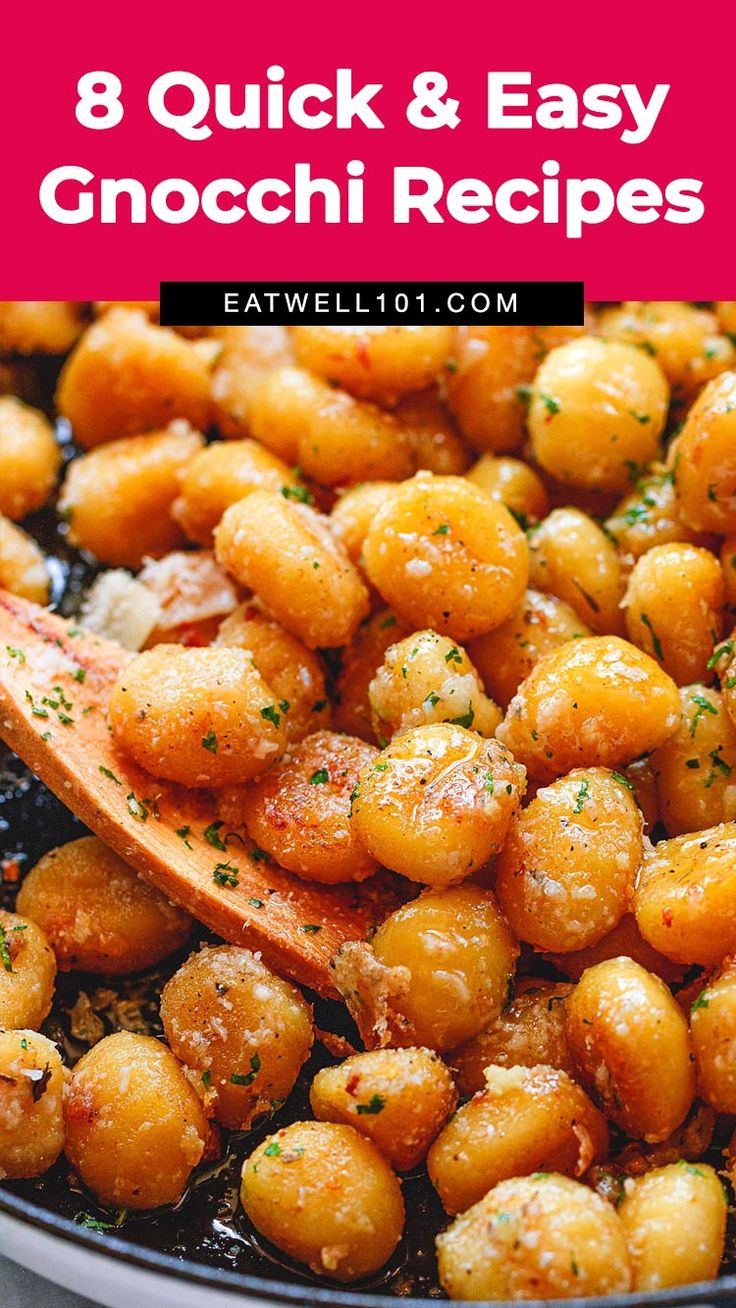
top-left (0, 590), bottom-right (402, 996)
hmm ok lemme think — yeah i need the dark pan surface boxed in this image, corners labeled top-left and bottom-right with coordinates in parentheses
top-left (1, 479), bottom-right (736, 1307)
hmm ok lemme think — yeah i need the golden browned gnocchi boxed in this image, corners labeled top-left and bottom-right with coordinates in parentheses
top-left (214, 490), bottom-right (369, 649)
top-left (542, 913), bottom-right (684, 986)
top-left (340, 884), bottom-right (519, 1053)
top-left (690, 957), bottom-right (736, 1112)
top-left (451, 980), bottom-right (574, 1095)
top-left (528, 336), bottom-right (668, 492)
top-left (565, 957), bottom-right (696, 1141)
top-left (310, 1046), bottom-right (457, 1170)
top-left (0, 397), bottom-right (61, 521)
top-left (241, 1120), bottom-right (404, 1281)
top-left (210, 325), bottom-right (294, 439)
top-left (0, 300), bottom-right (84, 355)
top-left (161, 944), bottom-right (313, 1129)
top-left (428, 1063), bottom-right (608, 1214)
top-left (0, 909), bottom-right (56, 1030)
top-left (109, 644), bottom-right (287, 787)
top-left (618, 1161), bottom-right (726, 1290)
top-left (436, 1173), bottom-right (631, 1301)
top-left (292, 325), bottom-right (454, 404)
top-left (495, 767), bottom-right (642, 952)
top-left (598, 301), bottom-right (736, 400)
top-left (497, 636), bottom-right (680, 781)
top-left (465, 453), bottom-right (549, 526)
top-left (393, 389), bottom-right (471, 475)
top-left (651, 684), bottom-right (736, 834)
top-left (332, 609), bottom-right (411, 741)
top-left (528, 507), bottom-right (625, 635)
top-left (329, 481), bottom-right (397, 567)
top-left (446, 325), bottom-right (582, 454)
top-left (674, 371), bottom-right (736, 533)
top-left (467, 588), bottom-right (590, 709)
top-left (239, 731), bottom-right (379, 883)
top-left (605, 463), bottom-right (707, 560)
top-left (56, 308), bottom-right (214, 448)
top-left (634, 821), bottom-right (736, 966)
top-left (722, 536), bottom-right (736, 615)
top-left (58, 422), bottom-right (203, 568)
top-left (215, 600), bottom-right (331, 744)
top-left (172, 438), bottom-right (301, 545)
top-left (368, 629), bottom-right (501, 740)
top-left (0, 1030), bottom-right (65, 1178)
top-left (351, 724), bottom-right (525, 886)
top-left (362, 473), bottom-right (529, 641)
top-left (0, 514), bottom-right (51, 603)
top-left (63, 1031), bottom-right (208, 1209)
top-left (623, 543), bottom-right (724, 684)
top-left (17, 836), bottom-right (192, 974)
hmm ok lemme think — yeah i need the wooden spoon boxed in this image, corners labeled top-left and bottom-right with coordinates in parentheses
top-left (0, 589), bottom-right (402, 997)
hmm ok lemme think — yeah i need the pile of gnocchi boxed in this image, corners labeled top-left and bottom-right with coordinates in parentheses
top-left (2, 300), bottom-right (736, 1300)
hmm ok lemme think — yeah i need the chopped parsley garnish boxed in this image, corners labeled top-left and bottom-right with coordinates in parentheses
top-left (213, 861), bottom-right (239, 888)
top-left (309, 768), bottom-right (329, 785)
top-left (423, 691), bottom-right (440, 709)
top-left (444, 646), bottom-right (462, 665)
top-left (311, 699), bottom-right (327, 713)
top-left (708, 640), bottom-right (734, 671)
top-left (73, 667), bottom-right (86, 683)
top-left (573, 779), bottom-right (590, 813)
top-left (126, 792), bottom-right (149, 822)
top-left (281, 483), bottom-right (314, 505)
top-left (374, 762), bottom-right (388, 771)
top-left (611, 771), bottom-right (633, 790)
top-left (540, 393), bottom-right (561, 416)
top-left (301, 923), bottom-right (322, 933)
top-left (204, 821), bottom-right (228, 851)
top-left (249, 897), bottom-right (265, 909)
top-left (628, 410), bottom-right (651, 424)
top-left (232, 1054), bottom-right (261, 1086)
top-left (261, 704), bottom-right (282, 728)
top-left (5, 646), bottom-right (25, 663)
top-left (201, 730), bottom-right (218, 753)
top-left (248, 846), bottom-right (270, 863)
top-left (379, 614), bottom-right (397, 629)
top-left (201, 1070), bottom-right (212, 1091)
top-left (75, 1213), bottom-right (114, 1232)
top-left (639, 613), bottom-right (663, 660)
top-left (450, 706), bottom-right (475, 729)
top-left (690, 692), bottom-right (718, 737)
top-left (433, 523), bottom-right (450, 536)
top-left (484, 772), bottom-right (494, 795)
top-left (99, 766), bottom-right (121, 785)
top-left (264, 1141), bottom-right (282, 1157)
top-left (356, 1094), bottom-right (386, 1115)
top-left (176, 825), bottom-right (192, 849)
top-left (691, 989), bottom-right (711, 1012)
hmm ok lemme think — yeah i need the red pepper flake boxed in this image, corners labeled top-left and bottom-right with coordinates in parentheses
top-left (662, 907), bottom-right (674, 928)
top-left (2, 859), bottom-right (20, 884)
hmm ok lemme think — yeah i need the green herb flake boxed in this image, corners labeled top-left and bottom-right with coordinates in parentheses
top-left (423, 691), bottom-right (440, 709)
top-left (379, 615), bottom-right (397, 630)
top-left (75, 1212), bottom-right (114, 1233)
top-left (708, 640), bottom-right (734, 671)
top-left (201, 1070), bottom-right (212, 1091)
top-left (232, 1054), bottom-right (261, 1087)
top-left (432, 523), bottom-right (450, 536)
top-left (691, 990), bottom-right (711, 1012)
top-left (249, 897), bottom-right (265, 909)
top-left (201, 730), bottom-right (218, 753)
top-left (73, 667), bottom-right (86, 683)
top-left (484, 772), bottom-right (494, 796)
top-left (444, 646), bottom-right (462, 665)
top-left (356, 1094), bottom-right (386, 1116)
top-left (450, 706), bottom-right (475, 729)
top-left (0, 924), bottom-right (14, 973)
top-left (611, 771), bottom-right (633, 790)
top-left (261, 704), bottom-right (281, 729)
top-left (204, 821), bottom-right (227, 851)
top-left (126, 792), bottom-right (149, 823)
top-left (248, 846), bottom-right (270, 863)
top-left (540, 393), bottom-right (561, 416)
top-left (175, 825), bottom-right (192, 849)
top-left (99, 766), bottom-right (121, 785)
top-left (301, 924), bottom-right (322, 933)
top-left (690, 692), bottom-right (718, 737)
top-left (573, 779), bottom-right (590, 814)
top-left (309, 768), bottom-right (329, 785)
top-left (264, 1141), bottom-right (282, 1157)
top-left (281, 483), bottom-right (314, 505)
top-left (213, 862), bottom-right (239, 888)
top-left (311, 699), bottom-right (327, 713)
top-left (640, 612), bottom-right (663, 660)
top-left (5, 646), bottom-right (25, 663)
